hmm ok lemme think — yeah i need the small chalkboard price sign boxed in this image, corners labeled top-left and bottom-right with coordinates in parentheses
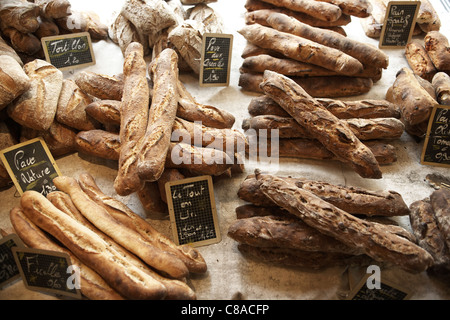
top-left (379, 1), bottom-right (420, 49)
top-left (165, 175), bottom-right (221, 247)
top-left (200, 33), bottom-right (233, 87)
top-left (12, 247), bottom-right (81, 299)
top-left (41, 32), bottom-right (96, 71)
top-left (0, 137), bottom-right (62, 196)
top-left (421, 105), bottom-right (450, 168)
top-left (348, 274), bottom-right (411, 300)
top-left (0, 234), bottom-right (24, 288)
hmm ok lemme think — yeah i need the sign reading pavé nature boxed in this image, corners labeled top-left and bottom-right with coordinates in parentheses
top-left (200, 33), bottom-right (233, 87)
top-left (421, 105), bottom-right (450, 168)
top-left (0, 137), bottom-right (61, 196)
top-left (165, 175), bottom-right (221, 247)
top-left (379, 1), bottom-right (420, 49)
top-left (41, 32), bottom-right (96, 71)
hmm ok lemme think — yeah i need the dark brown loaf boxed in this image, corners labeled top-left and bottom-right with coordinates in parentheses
top-left (0, 0), bottom-right (40, 33)
top-left (228, 214), bottom-right (364, 255)
top-left (78, 172), bottom-right (207, 275)
top-left (74, 71), bottom-right (124, 101)
top-left (409, 199), bottom-right (450, 270)
top-left (317, 98), bottom-right (401, 119)
top-left (35, 0), bottom-right (72, 19)
top-left (10, 206), bottom-right (124, 300)
top-left (405, 39), bottom-right (438, 82)
top-left (430, 188), bottom-right (450, 250)
top-left (137, 48), bottom-right (179, 182)
top-left (75, 130), bottom-right (121, 160)
top-left (258, 0), bottom-right (342, 22)
top-left (237, 175), bottom-right (410, 216)
top-left (8, 59), bottom-right (63, 131)
top-left (20, 190), bottom-right (168, 300)
top-left (1, 27), bottom-right (42, 56)
top-left (424, 31), bottom-right (450, 72)
top-left (432, 72), bottom-right (450, 106)
top-left (255, 172), bottom-right (434, 273)
top-left (260, 70), bottom-right (381, 179)
top-left (114, 42), bottom-right (149, 196)
top-left (53, 176), bottom-right (190, 280)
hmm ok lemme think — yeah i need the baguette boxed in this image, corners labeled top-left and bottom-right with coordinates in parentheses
top-left (75, 130), bottom-right (121, 160)
top-left (260, 70), bottom-right (381, 179)
top-left (74, 71), bottom-right (123, 101)
top-left (137, 48), bottom-right (179, 182)
top-left (84, 100), bottom-right (122, 126)
top-left (316, 98), bottom-right (401, 119)
top-left (318, 0), bottom-right (371, 18)
top-left (114, 42), bottom-right (149, 196)
top-left (259, 0), bottom-right (342, 22)
top-left (266, 12), bottom-right (389, 69)
top-left (238, 24), bottom-right (364, 76)
top-left (78, 172), bottom-right (207, 274)
top-left (47, 190), bottom-right (195, 300)
top-left (255, 171), bottom-right (434, 273)
top-left (10, 206), bottom-right (124, 300)
top-left (237, 175), bottom-right (409, 216)
top-left (228, 214), bottom-right (364, 255)
top-left (20, 190), bottom-right (168, 300)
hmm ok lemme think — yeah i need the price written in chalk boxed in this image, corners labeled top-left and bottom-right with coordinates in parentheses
top-left (421, 105), bottom-right (450, 168)
top-left (166, 176), bottom-right (221, 247)
top-left (0, 137), bottom-right (61, 196)
top-left (200, 33), bottom-right (233, 87)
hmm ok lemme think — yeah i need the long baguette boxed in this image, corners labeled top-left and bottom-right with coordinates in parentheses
top-left (137, 48), bottom-right (179, 182)
top-left (10, 206), bottom-right (124, 300)
top-left (255, 171), bottom-right (434, 273)
top-left (78, 172), bottom-right (207, 274)
top-left (259, 0), bottom-right (342, 22)
top-left (238, 24), bottom-right (364, 76)
top-left (260, 70), bottom-right (381, 179)
top-left (19, 190), bottom-right (168, 300)
top-left (47, 190), bottom-right (196, 300)
top-left (53, 176), bottom-right (189, 279)
top-left (114, 42), bottom-right (149, 196)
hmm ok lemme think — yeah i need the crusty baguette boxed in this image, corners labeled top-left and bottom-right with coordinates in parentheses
top-left (74, 71), bottom-right (123, 101)
top-left (78, 172), bottom-right (207, 275)
top-left (84, 100), bottom-right (121, 126)
top-left (137, 48), bottom-right (179, 182)
top-left (75, 130), bottom-right (121, 160)
top-left (237, 175), bottom-right (410, 216)
top-left (10, 206), bottom-right (124, 300)
top-left (409, 199), bottom-right (450, 270)
top-left (228, 214), bottom-right (364, 255)
top-left (53, 176), bottom-right (189, 279)
top-left (316, 98), bottom-right (401, 119)
top-left (47, 189), bottom-right (196, 300)
top-left (238, 24), bottom-right (363, 76)
top-left (405, 39), bottom-right (438, 82)
top-left (243, 115), bottom-right (404, 140)
top-left (255, 171), bottom-right (434, 273)
top-left (318, 0), bottom-right (371, 18)
top-left (137, 181), bottom-right (168, 214)
top-left (266, 11), bottom-right (389, 69)
top-left (260, 70), bottom-right (381, 179)
top-left (20, 190), bottom-right (168, 300)
top-left (259, 0), bottom-right (342, 22)
top-left (114, 42), bottom-right (149, 196)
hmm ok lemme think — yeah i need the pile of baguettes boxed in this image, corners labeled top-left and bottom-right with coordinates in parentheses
top-left (243, 70), bottom-right (403, 179)
top-left (109, 0), bottom-right (223, 75)
top-left (0, 37), bottom-right (246, 211)
top-left (0, 0), bottom-right (108, 63)
top-left (238, 0), bottom-right (390, 97)
top-left (361, 0), bottom-right (441, 39)
top-left (8, 172), bottom-right (207, 300)
top-left (228, 170), bottom-right (449, 274)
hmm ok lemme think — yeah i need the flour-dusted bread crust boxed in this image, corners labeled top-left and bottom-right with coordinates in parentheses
top-left (0, 55), bottom-right (30, 110)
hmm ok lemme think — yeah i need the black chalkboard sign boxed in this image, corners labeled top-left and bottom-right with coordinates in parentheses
top-left (0, 137), bottom-right (62, 196)
top-left (41, 32), bottom-right (96, 71)
top-left (0, 234), bottom-right (24, 288)
top-left (379, 1), bottom-right (420, 49)
top-left (349, 275), bottom-right (411, 300)
top-left (421, 105), bottom-right (450, 168)
top-left (200, 33), bottom-right (233, 87)
top-left (165, 175), bottom-right (221, 247)
top-left (12, 247), bottom-right (81, 299)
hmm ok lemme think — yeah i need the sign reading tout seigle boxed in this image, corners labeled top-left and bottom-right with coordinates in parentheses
top-left (421, 105), bottom-right (450, 168)
top-left (379, 1), bottom-right (420, 49)
top-left (165, 175), bottom-right (221, 247)
top-left (200, 33), bottom-right (233, 87)
top-left (0, 137), bottom-right (61, 196)
top-left (0, 234), bottom-right (24, 289)
top-left (12, 247), bottom-right (81, 299)
top-left (41, 32), bottom-right (96, 71)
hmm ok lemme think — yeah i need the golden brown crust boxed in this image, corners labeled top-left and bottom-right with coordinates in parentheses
top-left (75, 130), bottom-right (121, 160)
top-left (74, 71), bottom-right (123, 101)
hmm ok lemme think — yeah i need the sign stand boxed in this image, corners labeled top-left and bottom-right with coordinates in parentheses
top-left (421, 105), bottom-right (450, 168)
top-left (200, 33), bottom-right (233, 87)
